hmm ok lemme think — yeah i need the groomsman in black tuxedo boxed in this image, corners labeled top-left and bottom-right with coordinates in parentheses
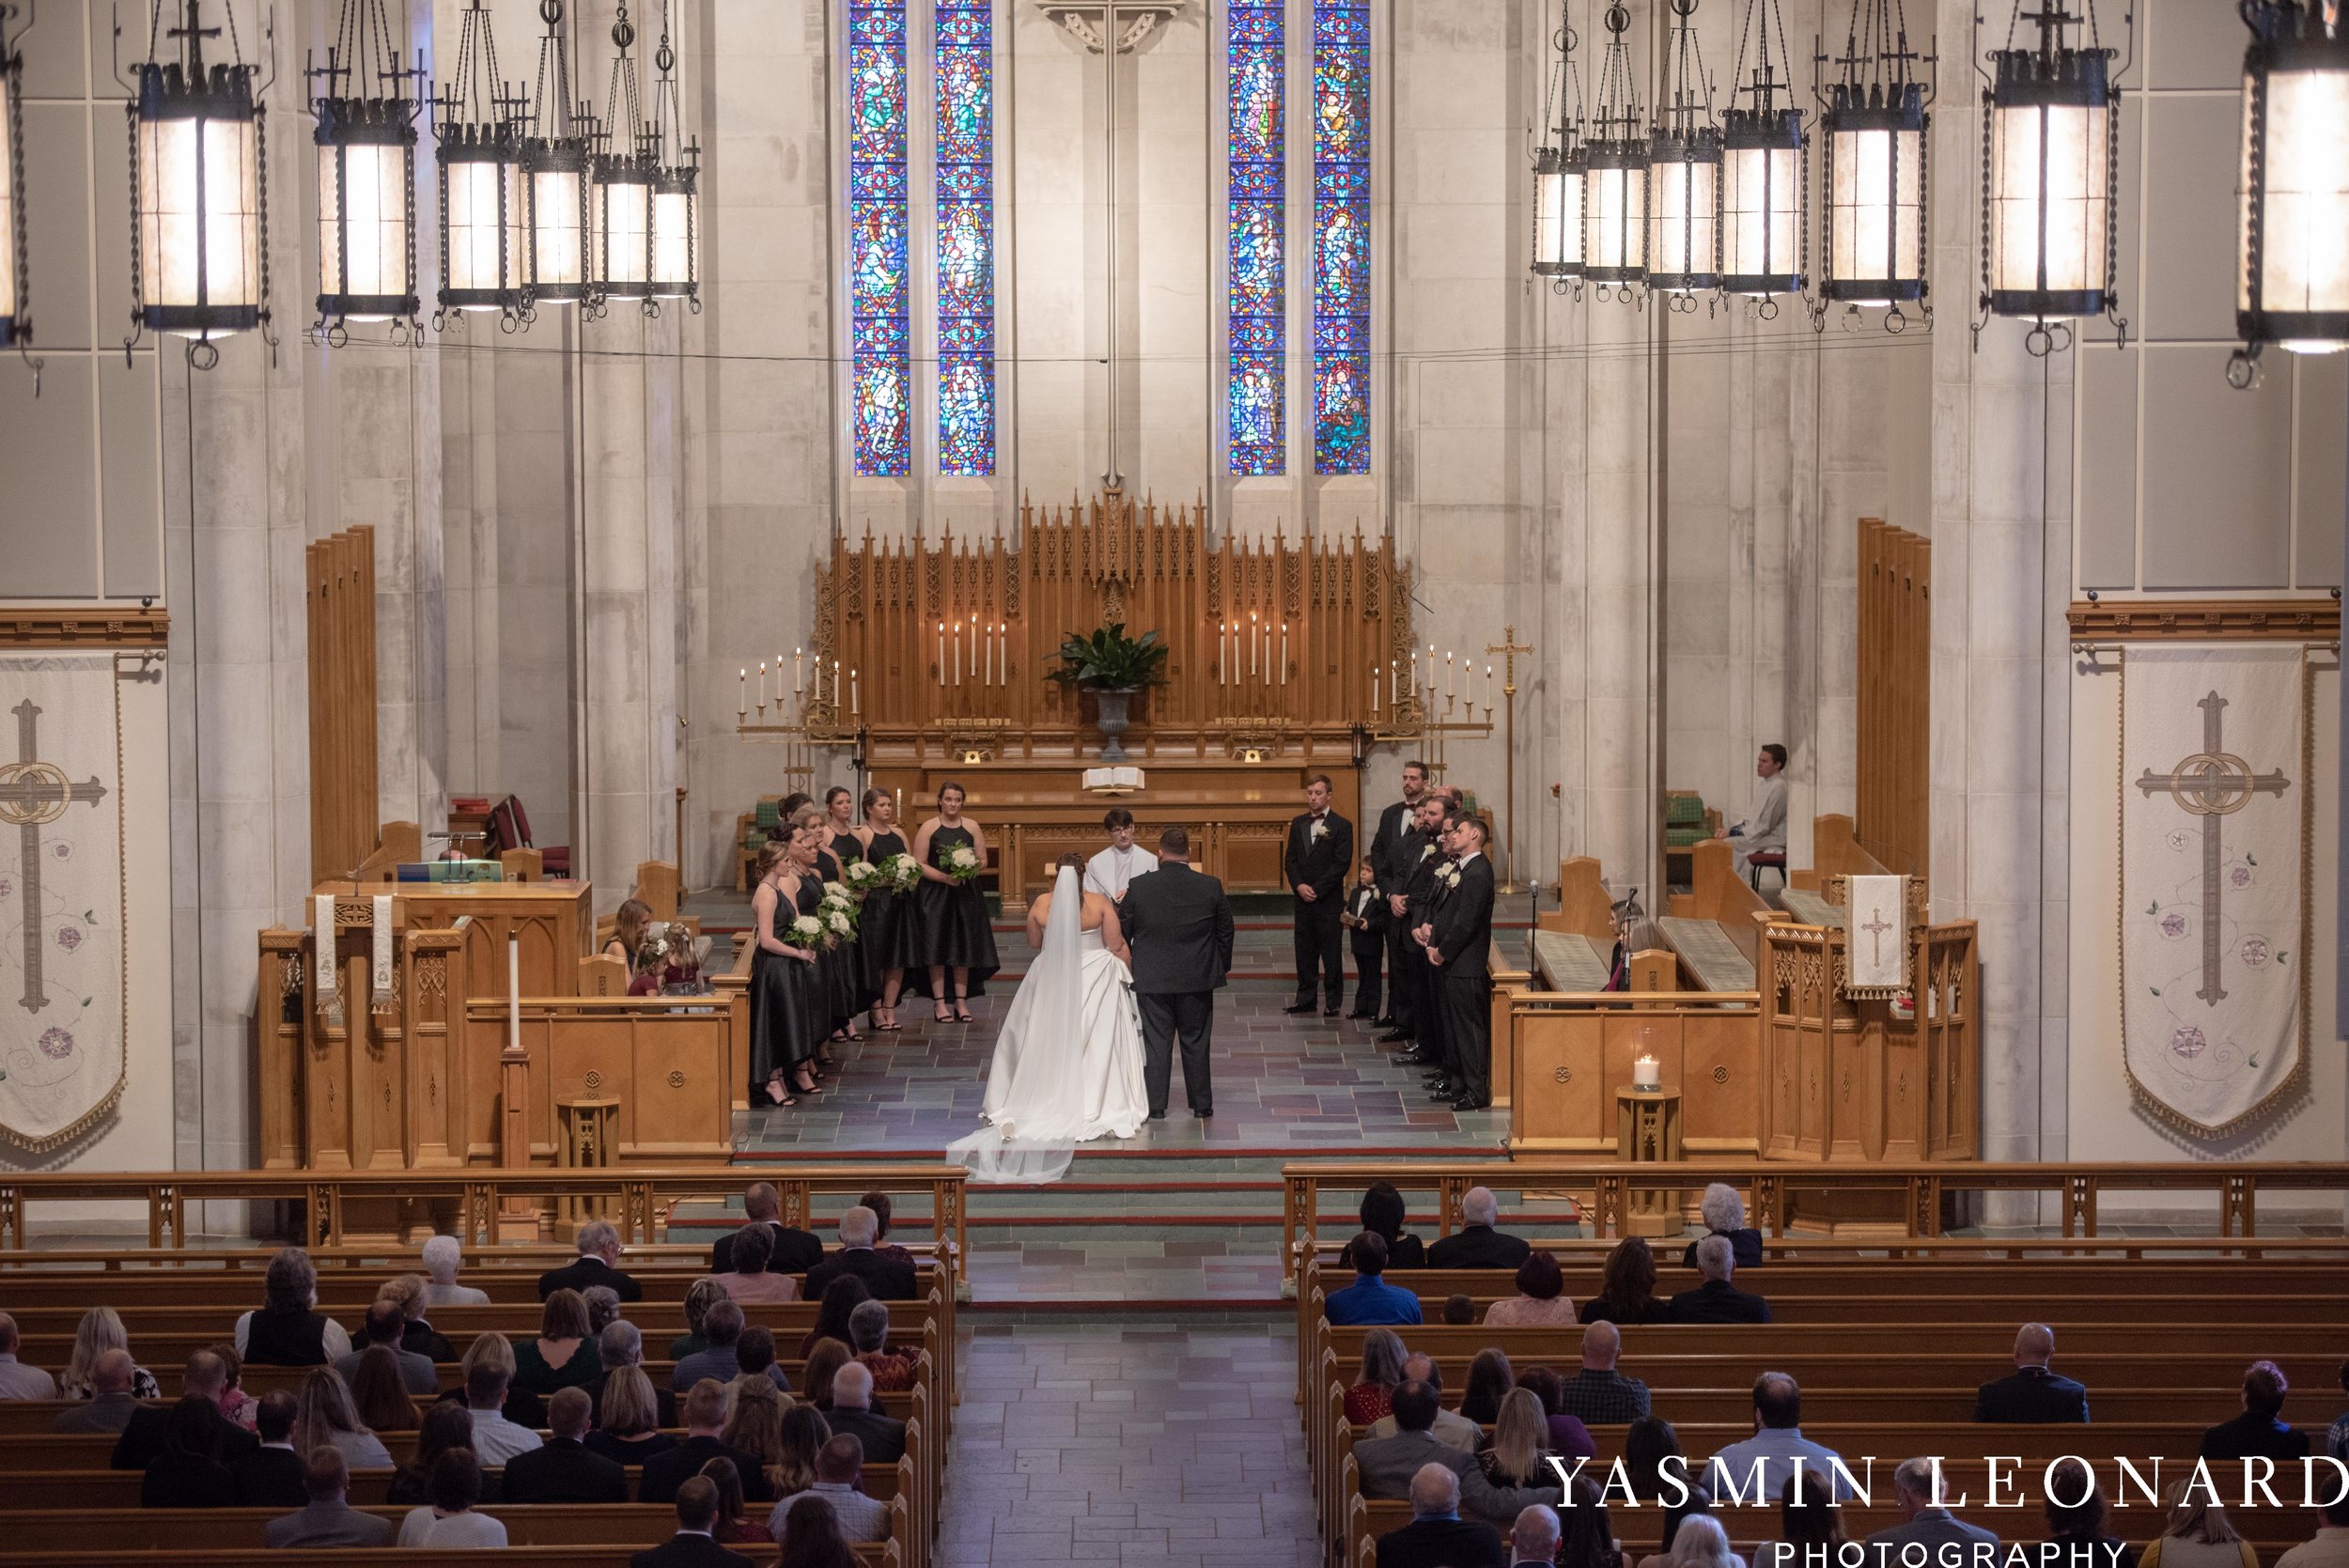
top-left (1368, 760), bottom-right (1429, 1036)
top-left (1394, 794), bottom-right (1454, 1067)
top-left (1424, 815), bottom-right (1498, 1110)
top-left (1283, 775), bottom-right (1354, 1017)
top-left (1119, 828), bottom-right (1237, 1119)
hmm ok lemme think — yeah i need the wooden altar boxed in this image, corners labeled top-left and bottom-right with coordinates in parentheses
top-left (319, 876), bottom-right (592, 1000)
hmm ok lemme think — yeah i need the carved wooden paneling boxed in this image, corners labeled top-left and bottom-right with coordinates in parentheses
top-left (0, 608), bottom-right (171, 647)
top-left (306, 527), bottom-right (379, 884)
top-left (1857, 518), bottom-right (1929, 876)
top-left (2065, 597), bottom-right (2341, 644)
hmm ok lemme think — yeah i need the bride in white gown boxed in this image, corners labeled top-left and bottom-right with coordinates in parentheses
top-left (948, 859), bottom-right (1149, 1184)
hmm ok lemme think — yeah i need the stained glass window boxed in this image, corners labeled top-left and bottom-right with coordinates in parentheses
top-left (850, 0), bottom-right (910, 477)
top-left (1227, 0), bottom-right (1286, 476)
top-left (935, 0), bottom-right (994, 476)
top-left (1313, 0), bottom-right (1371, 475)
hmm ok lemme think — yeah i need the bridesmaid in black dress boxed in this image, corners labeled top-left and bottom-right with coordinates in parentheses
top-left (746, 836), bottom-right (824, 1106)
top-left (793, 803), bottom-right (863, 1053)
top-left (852, 787), bottom-right (917, 1032)
top-left (821, 786), bottom-right (879, 1025)
top-left (909, 781), bottom-right (1000, 1024)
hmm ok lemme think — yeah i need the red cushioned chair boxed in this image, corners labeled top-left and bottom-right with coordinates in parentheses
top-left (485, 795), bottom-right (571, 878)
top-left (1746, 849), bottom-right (1785, 891)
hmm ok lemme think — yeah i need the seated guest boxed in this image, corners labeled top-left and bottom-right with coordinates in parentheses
top-left (595, 1320), bottom-right (679, 1429)
top-left (673, 1297), bottom-right (754, 1393)
top-left (1580, 1236), bottom-right (1672, 1327)
top-left (713, 1182), bottom-right (826, 1276)
top-left (588, 1363), bottom-right (677, 1467)
top-left (377, 1274), bottom-right (455, 1364)
top-left (1861, 1456), bottom-right (2000, 1562)
top-left (802, 1206), bottom-right (918, 1301)
top-left (2140, 1482), bottom-right (2258, 1568)
top-left (143, 1393), bottom-right (240, 1508)
top-left (801, 1339), bottom-right (852, 1412)
top-left (537, 1219), bottom-right (644, 1302)
top-left (54, 1346), bottom-right (143, 1434)
top-left (236, 1248), bottom-right (352, 1366)
top-left (1325, 1232), bottom-right (1423, 1327)
top-left (770, 1434), bottom-right (888, 1545)
top-left (2203, 1360), bottom-right (2311, 1463)
top-left (1354, 1180), bottom-right (1427, 1269)
top-left (114, 1351), bottom-right (259, 1470)
top-left (60, 1306), bottom-right (162, 1400)
top-left (1513, 1502), bottom-right (1568, 1568)
top-left (2273, 1489), bottom-right (2349, 1568)
top-left (1370, 1354), bottom-right (1485, 1453)
top-left (719, 1224), bottom-right (801, 1304)
top-left (2331, 1360), bottom-right (2349, 1466)
top-left (671, 1277), bottom-right (727, 1361)
top-left (514, 1286), bottom-right (603, 1398)
top-left (801, 1275), bottom-right (872, 1359)
top-left (1467, 1390), bottom-right (1569, 1526)
top-left (722, 1374), bottom-right (790, 1496)
top-left (643, 1378), bottom-right (774, 1506)
top-left (334, 1300), bottom-right (438, 1395)
top-left (774, 1493), bottom-right (863, 1568)
top-left (2037, 1457), bottom-right (2139, 1568)
top-left (1753, 1471), bottom-right (1847, 1568)
top-left (1624, 1418), bottom-right (1714, 1555)
top-left (858, 1190), bottom-right (920, 1270)
top-left (1444, 1295), bottom-right (1478, 1326)
top-left (1703, 1373), bottom-right (1852, 1505)
top-left (775, 1405), bottom-right (830, 1498)
top-left (632, 1474), bottom-right (755, 1568)
top-left (1426, 1187), bottom-right (1532, 1269)
top-left (848, 1300), bottom-right (918, 1392)
top-left (1554, 1480), bottom-right (1626, 1568)
top-left (397, 1446), bottom-right (507, 1548)
top-left (1668, 1234), bottom-right (1771, 1324)
top-left (1975, 1322), bottom-right (2091, 1423)
top-left (0, 1312), bottom-right (54, 1399)
top-left (1605, 897), bottom-right (1665, 993)
top-left (583, 1285), bottom-right (625, 1339)
top-left (1486, 1250), bottom-right (1576, 1327)
top-left (1375, 1461), bottom-right (1507, 1568)
top-left (349, 1346), bottom-right (424, 1436)
top-left (210, 1341), bottom-right (260, 1431)
top-left (454, 1342), bottom-right (543, 1466)
top-left (231, 1389), bottom-right (307, 1508)
top-left (1514, 1367), bottom-right (1598, 1460)
top-left (701, 1458), bottom-right (771, 1548)
top-left (387, 1405), bottom-right (499, 1509)
top-left (505, 1386), bottom-right (629, 1503)
top-left (440, 1327), bottom-right (542, 1430)
top-left (824, 1361), bottom-right (905, 1466)
top-left (1641, 1511), bottom-right (1744, 1568)
top-left (736, 1326), bottom-right (794, 1397)
top-left (1557, 1323), bottom-right (1652, 1423)
top-left (263, 1445), bottom-right (395, 1548)
top-left (1680, 1183), bottom-right (1766, 1270)
top-left (292, 1365), bottom-right (395, 1470)
top-left (1461, 1347), bottom-right (1516, 1425)
top-left (420, 1234), bottom-right (490, 1308)
top-left (1358, 1381), bottom-right (1477, 1499)
top-left (1346, 1327), bottom-right (1409, 1425)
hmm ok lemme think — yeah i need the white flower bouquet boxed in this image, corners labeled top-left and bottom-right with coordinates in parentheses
top-left (819, 883), bottom-right (859, 939)
top-left (786, 914), bottom-right (824, 948)
top-left (944, 845), bottom-right (985, 885)
top-left (843, 859), bottom-right (882, 894)
top-left (881, 852), bottom-right (923, 892)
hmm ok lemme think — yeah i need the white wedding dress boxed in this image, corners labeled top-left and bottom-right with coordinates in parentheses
top-left (949, 865), bottom-right (1149, 1185)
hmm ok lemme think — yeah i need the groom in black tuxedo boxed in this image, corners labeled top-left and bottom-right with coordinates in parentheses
top-left (1425, 815), bottom-right (1498, 1110)
top-left (1118, 827), bottom-right (1237, 1119)
top-left (1283, 775), bottom-right (1354, 1017)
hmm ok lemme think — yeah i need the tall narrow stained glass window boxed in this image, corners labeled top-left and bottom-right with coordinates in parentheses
top-left (1227, 0), bottom-right (1286, 475)
top-left (1312, 0), bottom-right (1371, 475)
top-left (935, 0), bottom-right (994, 475)
top-left (850, 0), bottom-right (911, 476)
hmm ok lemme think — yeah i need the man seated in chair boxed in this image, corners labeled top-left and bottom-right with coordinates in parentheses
top-left (1727, 744), bottom-right (1789, 881)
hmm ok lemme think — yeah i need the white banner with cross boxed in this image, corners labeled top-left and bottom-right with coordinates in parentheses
top-left (2119, 646), bottom-right (2311, 1139)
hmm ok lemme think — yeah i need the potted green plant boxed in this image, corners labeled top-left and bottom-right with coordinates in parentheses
top-left (1049, 623), bottom-right (1170, 761)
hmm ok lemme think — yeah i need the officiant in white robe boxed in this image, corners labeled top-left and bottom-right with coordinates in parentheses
top-left (1084, 808), bottom-right (1159, 901)
top-left (1730, 744), bottom-right (1789, 879)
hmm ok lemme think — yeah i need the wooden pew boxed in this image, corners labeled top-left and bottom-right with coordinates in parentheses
top-left (1530, 857), bottom-right (1617, 991)
top-left (1788, 813), bottom-right (1889, 897)
top-left (1661, 840), bottom-right (1768, 990)
top-left (0, 1461), bottom-right (905, 1511)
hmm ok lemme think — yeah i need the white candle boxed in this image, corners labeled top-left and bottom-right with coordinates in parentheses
top-left (972, 617), bottom-right (982, 686)
top-left (1250, 613), bottom-right (1258, 677)
top-left (795, 648), bottom-right (804, 694)
top-left (1486, 664), bottom-right (1494, 710)
top-left (1221, 623), bottom-right (1230, 685)
top-left (1446, 652), bottom-right (1455, 700)
top-left (1372, 668), bottom-right (1380, 714)
top-left (953, 622), bottom-right (962, 686)
top-left (894, 787), bottom-right (903, 819)
top-left (850, 668), bottom-right (860, 716)
top-left (937, 622), bottom-right (946, 676)
top-left (1280, 622), bottom-right (1288, 685)
top-left (739, 668), bottom-right (747, 717)
top-left (506, 934), bottom-right (521, 1054)
top-left (833, 660), bottom-right (842, 706)
top-left (997, 624), bottom-right (1006, 684)
top-left (757, 661), bottom-right (768, 707)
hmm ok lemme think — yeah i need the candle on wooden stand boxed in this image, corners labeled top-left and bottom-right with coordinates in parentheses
top-left (1249, 613), bottom-right (1258, 678)
top-left (997, 624), bottom-right (1006, 683)
top-left (1486, 664), bottom-right (1494, 711)
top-left (1280, 622), bottom-right (1288, 686)
top-left (936, 622), bottom-right (945, 676)
top-left (894, 787), bottom-right (903, 820)
top-left (1371, 668), bottom-right (1380, 715)
top-left (795, 648), bottom-right (804, 694)
top-left (757, 661), bottom-right (768, 708)
top-left (832, 660), bottom-right (842, 707)
top-left (738, 669), bottom-right (747, 717)
top-left (1633, 1054), bottom-right (1661, 1091)
top-left (953, 622), bottom-right (962, 686)
top-left (506, 935), bottom-right (521, 1056)
top-left (850, 668), bottom-right (860, 716)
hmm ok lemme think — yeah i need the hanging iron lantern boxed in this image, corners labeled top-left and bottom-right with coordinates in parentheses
top-left (646, 2), bottom-right (697, 303)
top-left (1816, 0), bottom-right (1931, 323)
top-left (1583, 1), bottom-right (1646, 296)
top-left (1531, 0), bottom-right (1586, 287)
top-left (521, 0), bottom-right (592, 307)
top-left (434, 0), bottom-right (525, 321)
top-left (1981, 0), bottom-right (2123, 349)
top-left (592, 1), bottom-right (650, 303)
top-left (308, 0), bottom-right (421, 336)
top-left (1721, 0), bottom-right (1805, 303)
top-left (2232, 0), bottom-right (2349, 381)
top-left (1, 1), bottom-right (30, 351)
top-left (1648, 0), bottom-right (1721, 301)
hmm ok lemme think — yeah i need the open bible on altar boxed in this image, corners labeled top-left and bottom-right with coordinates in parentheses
top-left (1082, 766), bottom-right (1145, 793)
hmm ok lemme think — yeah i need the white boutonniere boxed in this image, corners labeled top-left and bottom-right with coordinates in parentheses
top-left (1309, 817), bottom-right (1328, 843)
top-left (1417, 844), bottom-right (1434, 862)
top-left (1437, 862), bottom-right (1462, 890)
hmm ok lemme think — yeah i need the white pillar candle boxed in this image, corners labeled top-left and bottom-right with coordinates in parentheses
top-left (739, 669), bottom-right (747, 716)
top-left (851, 669), bottom-right (860, 716)
top-left (757, 661), bottom-right (767, 707)
top-left (1486, 664), bottom-right (1495, 710)
top-left (795, 648), bottom-right (804, 694)
top-left (937, 622), bottom-right (946, 676)
top-left (1250, 613), bottom-right (1258, 677)
top-left (507, 934), bottom-right (521, 1053)
top-left (1372, 668), bottom-right (1380, 714)
top-left (833, 660), bottom-right (842, 706)
top-left (1280, 623), bottom-right (1288, 685)
top-left (953, 622), bottom-right (962, 686)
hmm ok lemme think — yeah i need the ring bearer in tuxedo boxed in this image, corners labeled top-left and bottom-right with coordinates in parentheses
top-left (1341, 857), bottom-right (1389, 1020)
top-left (1397, 795), bottom-right (1455, 1071)
top-left (1424, 815), bottom-right (1498, 1110)
top-left (1283, 775), bottom-right (1355, 1018)
top-left (1368, 761), bottom-right (1429, 1034)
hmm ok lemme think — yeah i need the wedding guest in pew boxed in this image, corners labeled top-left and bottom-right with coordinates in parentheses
top-left (262, 1444), bottom-right (395, 1548)
top-left (1640, 1511), bottom-right (1743, 1568)
top-left (774, 1492), bottom-right (864, 1568)
top-left (583, 1285), bottom-right (626, 1340)
top-left (1859, 1456), bottom-right (2000, 1564)
top-left (420, 1234), bottom-right (490, 1309)
top-left (673, 1300), bottom-right (788, 1396)
top-left (2036, 1458), bottom-right (2139, 1568)
top-left (513, 1287), bottom-right (603, 1401)
top-left (1702, 1373), bottom-right (1852, 1505)
top-left (643, 1378), bottom-right (774, 1506)
top-left (387, 1405), bottom-right (498, 1508)
top-left (1324, 1233), bottom-right (1423, 1327)
top-left (774, 1406), bottom-right (829, 1500)
top-left (671, 1278), bottom-right (727, 1359)
top-left (1679, 1184), bottom-right (1766, 1271)
top-left (1667, 1235), bottom-right (1772, 1324)
top-left (2202, 1360), bottom-right (2311, 1464)
top-left (350, 1347), bottom-right (424, 1438)
top-left (771, 1435), bottom-right (889, 1545)
top-left (1355, 1181), bottom-right (1428, 1269)
top-left (292, 1365), bottom-right (395, 1470)
top-left (210, 1341), bottom-right (261, 1430)
top-left (596, 1320), bottom-right (679, 1428)
top-left (718, 1224), bottom-right (801, 1305)
top-left (1461, 1348), bottom-right (1516, 1424)
top-left (1444, 1295), bottom-right (1478, 1325)
top-left (801, 1339), bottom-right (852, 1411)
top-left (54, 1346), bottom-right (143, 1434)
top-left (801, 1276), bottom-right (872, 1359)
top-left (804, 1205), bottom-right (918, 1302)
top-left (1552, 1481), bottom-right (1626, 1568)
top-left (61, 1306), bottom-right (162, 1401)
top-left (857, 1190), bottom-right (919, 1271)
top-left (238, 1248), bottom-right (351, 1367)
top-left (722, 1374), bottom-right (790, 1496)
top-left (634, 1474), bottom-right (756, 1568)
top-left (699, 1457), bottom-right (771, 1549)
top-left (1485, 1250), bottom-right (1577, 1327)
top-left (378, 1274), bottom-right (456, 1364)
top-left (822, 1361), bottom-right (905, 1466)
top-left (1580, 1237), bottom-right (1672, 1327)
top-left (335, 1299), bottom-right (438, 1395)
top-left (1974, 1322), bottom-right (2092, 1423)
top-left (587, 1363), bottom-right (676, 1468)
top-left (1605, 895), bottom-right (1664, 993)
top-left (1515, 1366), bottom-right (1600, 1458)
top-left (141, 1393), bottom-right (240, 1508)
top-left (1370, 1355), bottom-right (1484, 1452)
top-left (503, 1386), bottom-right (629, 1504)
top-left (2329, 1361), bottom-right (2349, 1465)
top-left (848, 1301), bottom-right (919, 1393)
top-left (1467, 1389), bottom-right (1573, 1527)
top-left (232, 1389), bottom-right (307, 1508)
top-left (1373, 1461), bottom-right (1507, 1568)
top-left (2139, 1484), bottom-right (2259, 1568)
top-left (2275, 1490), bottom-right (2349, 1568)
top-left (114, 1351), bottom-right (259, 1471)
top-left (1622, 1418), bottom-right (1714, 1555)
top-left (396, 1446), bottom-right (507, 1548)
top-left (1426, 1188), bottom-right (1532, 1269)
top-left (1346, 1327), bottom-right (1409, 1424)
top-left (1554, 1322), bottom-right (1653, 1424)
top-left (711, 1182), bottom-right (826, 1277)
top-left (1510, 1502), bottom-right (1565, 1568)
top-left (1360, 1382), bottom-right (1477, 1496)
top-left (538, 1219), bottom-right (644, 1302)
top-left (1752, 1471), bottom-right (1847, 1568)
top-left (453, 1338), bottom-right (542, 1465)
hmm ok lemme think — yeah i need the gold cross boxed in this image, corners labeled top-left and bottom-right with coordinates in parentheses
top-left (1485, 626), bottom-right (1535, 696)
top-left (1, 700), bottom-right (109, 1013)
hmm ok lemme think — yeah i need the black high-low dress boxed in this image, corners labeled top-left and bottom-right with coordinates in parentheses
top-left (748, 876), bottom-right (823, 1092)
top-left (813, 846), bottom-right (862, 1032)
top-left (858, 828), bottom-right (921, 986)
top-left (907, 822), bottom-right (999, 999)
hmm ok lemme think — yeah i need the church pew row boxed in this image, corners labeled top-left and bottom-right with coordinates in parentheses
top-left (0, 1459), bottom-right (904, 1511)
top-left (0, 1553), bottom-right (821, 1568)
top-left (0, 1503), bottom-right (907, 1554)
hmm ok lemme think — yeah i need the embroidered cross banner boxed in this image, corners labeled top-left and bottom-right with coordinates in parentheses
top-left (0, 655), bottom-right (128, 1150)
top-left (1844, 875), bottom-right (1908, 997)
top-left (2120, 646), bottom-right (2311, 1138)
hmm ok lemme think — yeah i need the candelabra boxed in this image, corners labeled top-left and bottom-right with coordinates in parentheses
top-left (735, 652), bottom-right (862, 791)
